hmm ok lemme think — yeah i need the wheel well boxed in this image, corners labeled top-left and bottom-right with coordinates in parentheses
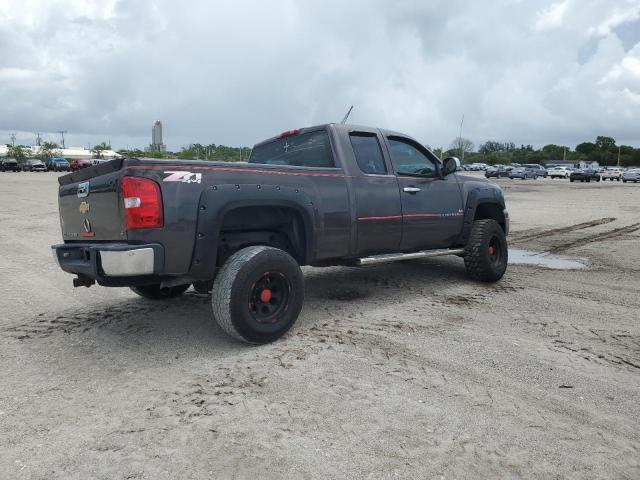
top-left (474, 203), bottom-right (506, 232)
top-left (217, 206), bottom-right (307, 265)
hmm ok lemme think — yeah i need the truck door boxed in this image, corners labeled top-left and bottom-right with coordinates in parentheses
top-left (385, 136), bottom-right (464, 251)
top-left (349, 131), bottom-right (403, 255)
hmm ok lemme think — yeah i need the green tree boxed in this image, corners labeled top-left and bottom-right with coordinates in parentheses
top-left (449, 137), bottom-right (474, 160)
top-left (8, 145), bottom-right (29, 164)
top-left (595, 136), bottom-right (616, 152)
top-left (541, 144), bottom-right (568, 160)
top-left (38, 141), bottom-right (60, 161)
top-left (575, 142), bottom-right (596, 155)
top-left (91, 142), bottom-right (111, 159)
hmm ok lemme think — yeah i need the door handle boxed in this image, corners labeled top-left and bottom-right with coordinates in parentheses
top-left (403, 187), bottom-right (421, 193)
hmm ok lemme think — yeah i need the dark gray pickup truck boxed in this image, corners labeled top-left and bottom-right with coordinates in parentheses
top-left (52, 123), bottom-right (509, 343)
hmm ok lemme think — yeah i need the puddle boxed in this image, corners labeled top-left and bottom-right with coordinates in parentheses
top-left (509, 249), bottom-right (588, 270)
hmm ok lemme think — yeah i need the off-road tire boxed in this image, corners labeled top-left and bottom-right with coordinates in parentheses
top-left (211, 246), bottom-right (304, 344)
top-left (130, 283), bottom-right (190, 299)
top-left (464, 219), bottom-right (508, 282)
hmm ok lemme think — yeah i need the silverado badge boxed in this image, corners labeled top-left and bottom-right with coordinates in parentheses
top-left (79, 202), bottom-right (90, 214)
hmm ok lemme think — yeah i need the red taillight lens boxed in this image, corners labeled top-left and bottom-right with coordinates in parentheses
top-left (121, 176), bottom-right (163, 229)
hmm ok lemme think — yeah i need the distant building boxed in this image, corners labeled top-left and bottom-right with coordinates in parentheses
top-left (150, 120), bottom-right (166, 152)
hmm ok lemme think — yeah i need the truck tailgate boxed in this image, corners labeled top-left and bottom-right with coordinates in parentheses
top-left (58, 161), bottom-right (125, 241)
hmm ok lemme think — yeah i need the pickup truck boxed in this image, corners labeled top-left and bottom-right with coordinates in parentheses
top-left (52, 123), bottom-right (509, 343)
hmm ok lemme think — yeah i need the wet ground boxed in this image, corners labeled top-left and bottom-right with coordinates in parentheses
top-left (0, 173), bottom-right (639, 479)
top-left (509, 249), bottom-right (588, 269)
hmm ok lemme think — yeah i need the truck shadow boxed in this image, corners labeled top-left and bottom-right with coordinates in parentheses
top-left (8, 257), bottom-right (472, 349)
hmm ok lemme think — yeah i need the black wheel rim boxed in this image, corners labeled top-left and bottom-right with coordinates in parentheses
top-left (248, 272), bottom-right (290, 324)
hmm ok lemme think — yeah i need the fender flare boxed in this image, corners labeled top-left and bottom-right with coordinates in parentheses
top-left (458, 188), bottom-right (506, 244)
top-left (188, 183), bottom-right (317, 279)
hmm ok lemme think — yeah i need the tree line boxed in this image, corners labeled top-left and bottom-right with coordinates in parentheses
top-left (7, 135), bottom-right (639, 167)
top-left (443, 135), bottom-right (640, 167)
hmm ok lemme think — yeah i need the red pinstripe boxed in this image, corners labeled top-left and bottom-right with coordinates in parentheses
top-left (357, 213), bottom-right (454, 221)
top-left (124, 164), bottom-right (346, 178)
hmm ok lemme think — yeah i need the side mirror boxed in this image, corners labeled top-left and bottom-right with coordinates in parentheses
top-left (442, 157), bottom-right (460, 176)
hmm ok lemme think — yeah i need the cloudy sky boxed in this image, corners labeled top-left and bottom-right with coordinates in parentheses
top-left (1, 0), bottom-right (639, 151)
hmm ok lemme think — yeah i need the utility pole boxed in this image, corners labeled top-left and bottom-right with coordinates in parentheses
top-left (9, 133), bottom-right (16, 147)
top-left (458, 114), bottom-right (465, 162)
top-left (563, 147), bottom-right (566, 162)
top-left (58, 130), bottom-right (67, 149)
top-left (617, 146), bottom-right (621, 167)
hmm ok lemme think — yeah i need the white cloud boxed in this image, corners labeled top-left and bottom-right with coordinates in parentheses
top-left (534, 0), bottom-right (570, 31)
top-left (1, 0), bottom-right (640, 150)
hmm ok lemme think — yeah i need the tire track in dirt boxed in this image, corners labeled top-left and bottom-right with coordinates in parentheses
top-left (510, 217), bottom-right (616, 243)
top-left (2, 294), bottom-right (210, 340)
top-left (549, 223), bottom-right (640, 253)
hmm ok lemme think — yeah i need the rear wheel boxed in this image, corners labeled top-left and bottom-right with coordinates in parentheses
top-left (211, 246), bottom-right (304, 344)
top-left (130, 283), bottom-right (190, 299)
top-left (464, 219), bottom-right (508, 282)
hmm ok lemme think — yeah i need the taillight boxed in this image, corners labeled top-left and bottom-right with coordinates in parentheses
top-left (121, 176), bottom-right (163, 229)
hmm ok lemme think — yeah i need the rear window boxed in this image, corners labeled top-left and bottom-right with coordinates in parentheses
top-left (249, 130), bottom-right (335, 168)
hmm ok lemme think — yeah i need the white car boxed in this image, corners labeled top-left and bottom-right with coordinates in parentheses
top-left (601, 167), bottom-right (623, 181)
top-left (622, 168), bottom-right (640, 183)
top-left (547, 166), bottom-right (570, 179)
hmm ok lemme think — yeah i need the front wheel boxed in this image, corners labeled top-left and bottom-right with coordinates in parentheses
top-left (211, 246), bottom-right (304, 344)
top-left (464, 219), bottom-right (508, 282)
top-left (130, 283), bottom-right (190, 299)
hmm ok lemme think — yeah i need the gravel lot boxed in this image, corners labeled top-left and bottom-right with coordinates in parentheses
top-left (1, 172), bottom-right (639, 479)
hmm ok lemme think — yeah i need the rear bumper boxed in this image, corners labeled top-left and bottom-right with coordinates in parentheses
top-left (51, 242), bottom-right (164, 282)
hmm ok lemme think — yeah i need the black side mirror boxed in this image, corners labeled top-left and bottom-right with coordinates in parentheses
top-left (442, 157), bottom-right (460, 176)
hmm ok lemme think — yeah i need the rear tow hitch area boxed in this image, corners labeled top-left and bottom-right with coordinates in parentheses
top-left (73, 275), bottom-right (95, 288)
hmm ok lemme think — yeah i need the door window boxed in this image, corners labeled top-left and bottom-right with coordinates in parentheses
top-left (349, 133), bottom-right (387, 175)
top-left (388, 137), bottom-right (438, 178)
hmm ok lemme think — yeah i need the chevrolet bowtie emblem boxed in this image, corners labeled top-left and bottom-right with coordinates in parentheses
top-left (79, 202), bottom-right (90, 214)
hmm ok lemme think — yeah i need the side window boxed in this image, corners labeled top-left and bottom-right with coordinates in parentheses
top-left (388, 137), bottom-right (438, 177)
top-left (349, 133), bottom-right (387, 175)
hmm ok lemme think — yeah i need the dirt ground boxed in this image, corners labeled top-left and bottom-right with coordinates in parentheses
top-left (1, 172), bottom-right (639, 479)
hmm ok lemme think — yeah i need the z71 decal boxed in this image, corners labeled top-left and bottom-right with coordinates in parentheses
top-left (163, 171), bottom-right (202, 184)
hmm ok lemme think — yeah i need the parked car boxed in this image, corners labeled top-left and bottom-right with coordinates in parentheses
top-left (509, 167), bottom-right (538, 180)
top-left (547, 166), bottom-right (571, 179)
top-left (622, 168), bottom-right (640, 183)
top-left (70, 159), bottom-right (93, 171)
top-left (90, 158), bottom-right (112, 166)
top-left (601, 167), bottom-right (623, 181)
top-left (485, 166), bottom-right (509, 178)
top-left (464, 163), bottom-right (488, 171)
top-left (523, 164), bottom-right (548, 178)
top-left (47, 157), bottom-right (70, 172)
top-left (52, 123), bottom-right (509, 344)
top-left (569, 169), bottom-right (601, 182)
top-left (24, 159), bottom-right (47, 172)
top-left (0, 157), bottom-right (20, 172)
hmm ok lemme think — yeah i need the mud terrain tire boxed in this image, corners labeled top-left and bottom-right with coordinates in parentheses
top-left (464, 219), bottom-right (508, 282)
